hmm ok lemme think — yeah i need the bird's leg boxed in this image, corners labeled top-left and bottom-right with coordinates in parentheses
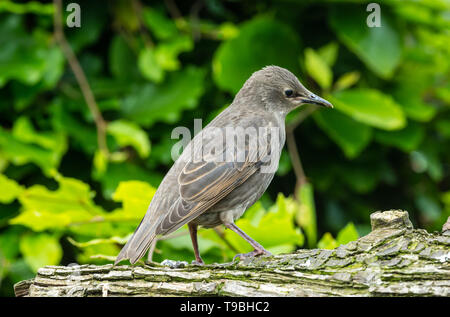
top-left (223, 222), bottom-right (272, 261)
top-left (188, 222), bottom-right (204, 265)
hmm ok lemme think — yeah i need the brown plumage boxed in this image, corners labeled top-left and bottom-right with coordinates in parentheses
top-left (115, 66), bottom-right (332, 265)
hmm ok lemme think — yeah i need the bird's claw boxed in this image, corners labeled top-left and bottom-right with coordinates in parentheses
top-left (233, 249), bottom-right (272, 261)
top-left (191, 259), bottom-right (205, 266)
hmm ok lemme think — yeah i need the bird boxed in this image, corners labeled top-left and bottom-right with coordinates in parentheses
top-left (115, 65), bottom-right (333, 265)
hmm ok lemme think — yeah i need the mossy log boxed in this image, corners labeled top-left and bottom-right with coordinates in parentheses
top-left (14, 210), bottom-right (450, 297)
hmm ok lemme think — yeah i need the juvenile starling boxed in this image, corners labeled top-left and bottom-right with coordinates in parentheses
top-left (115, 66), bottom-right (332, 265)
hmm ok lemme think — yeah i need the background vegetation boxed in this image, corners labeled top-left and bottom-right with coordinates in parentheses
top-left (0, 0), bottom-right (449, 296)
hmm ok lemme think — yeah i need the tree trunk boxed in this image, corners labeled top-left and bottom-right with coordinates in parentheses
top-left (14, 210), bottom-right (450, 297)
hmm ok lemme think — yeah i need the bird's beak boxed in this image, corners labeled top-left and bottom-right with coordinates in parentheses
top-left (301, 93), bottom-right (333, 108)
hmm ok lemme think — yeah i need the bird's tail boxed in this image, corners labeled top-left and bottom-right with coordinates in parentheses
top-left (114, 218), bottom-right (157, 265)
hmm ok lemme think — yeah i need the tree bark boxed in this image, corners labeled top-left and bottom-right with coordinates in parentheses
top-left (14, 210), bottom-right (450, 297)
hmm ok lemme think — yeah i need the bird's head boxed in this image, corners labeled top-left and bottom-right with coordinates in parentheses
top-left (240, 65), bottom-right (333, 114)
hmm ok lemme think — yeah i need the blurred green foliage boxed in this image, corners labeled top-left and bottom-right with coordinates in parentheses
top-left (0, 0), bottom-right (449, 296)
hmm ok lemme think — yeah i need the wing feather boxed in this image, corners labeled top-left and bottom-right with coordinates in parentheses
top-left (155, 125), bottom-right (273, 235)
top-left (115, 116), bottom-right (278, 265)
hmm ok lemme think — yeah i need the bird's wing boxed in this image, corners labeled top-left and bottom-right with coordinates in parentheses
top-left (154, 125), bottom-right (273, 236)
top-left (115, 120), bottom-right (275, 265)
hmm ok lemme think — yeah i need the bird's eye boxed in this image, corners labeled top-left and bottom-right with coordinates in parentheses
top-left (284, 89), bottom-right (294, 97)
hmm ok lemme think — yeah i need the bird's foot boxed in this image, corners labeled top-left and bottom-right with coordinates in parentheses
top-left (233, 249), bottom-right (272, 261)
top-left (191, 258), bottom-right (205, 266)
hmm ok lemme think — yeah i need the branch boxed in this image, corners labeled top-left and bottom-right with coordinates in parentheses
top-left (53, 0), bottom-right (109, 156)
top-left (189, 0), bottom-right (204, 40)
top-left (14, 210), bottom-right (450, 297)
top-left (164, 0), bottom-right (183, 21)
top-left (286, 130), bottom-right (307, 190)
top-left (285, 106), bottom-right (316, 191)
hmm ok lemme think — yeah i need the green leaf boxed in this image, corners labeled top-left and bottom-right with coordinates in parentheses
top-left (108, 180), bottom-right (156, 221)
top-left (154, 35), bottom-right (193, 71)
top-left (0, 227), bottom-right (21, 261)
top-left (374, 122), bottom-right (425, 152)
top-left (96, 162), bottom-right (162, 198)
top-left (313, 109), bottom-right (372, 158)
top-left (317, 42), bottom-right (339, 67)
top-left (317, 232), bottom-right (338, 250)
top-left (0, 16), bottom-right (45, 86)
top-left (0, 174), bottom-right (24, 204)
top-left (67, 236), bottom-right (129, 248)
top-left (10, 209), bottom-right (94, 232)
top-left (317, 222), bottom-right (359, 250)
top-left (334, 71), bottom-right (360, 91)
top-left (413, 143), bottom-right (443, 181)
top-left (7, 116), bottom-right (67, 171)
top-left (0, 1), bottom-right (54, 15)
top-left (66, 181), bottom-right (157, 243)
top-left (415, 195), bottom-right (442, 223)
top-left (50, 101), bottom-right (97, 155)
top-left (243, 202), bottom-right (266, 227)
top-left (392, 2), bottom-right (450, 29)
top-left (217, 22), bottom-right (239, 40)
top-left (296, 183), bottom-right (317, 248)
top-left (336, 222), bottom-right (359, 245)
top-left (393, 86), bottom-right (436, 122)
top-left (213, 17), bottom-right (301, 93)
top-left (329, 5), bottom-right (402, 79)
top-left (276, 149), bottom-right (292, 176)
top-left (410, 151), bottom-right (428, 173)
top-left (76, 243), bottom-right (120, 264)
top-left (90, 78), bottom-right (133, 98)
top-left (442, 192), bottom-right (450, 209)
top-left (11, 82), bottom-right (44, 111)
top-left (142, 8), bottom-right (178, 40)
top-left (111, 0), bottom-right (139, 32)
top-left (19, 233), bottom-right (62, 272)
top-left (436, 119), bottom-right (450, 139)
top-left (0, 16), bottom-right (63, 87)
top-left (329, 89), bottom-right (406, 130)
top-left (10, 173), bottom-right (104, 231)
top-left (109, 35), bottom-right (140, 82)
top-left (336, 164), bottom-right (380, 193)
top-left (161, 227), bottom-right (222, 257)
top-left (121, 66), bottom-right (205, 127)
top-left (12, 116), bottom-right (67, 159)
top-left (138, 47), bottom-right (164, 83)
top-left (113, 180), bottom-right (156, 205)
top-left (0, 127), bottom-right (58, 175)
top-left (157, 227), bottom-right (226, 264)
top-left (436, 86), bottom-right (450, 104)
top-left (93, 150), bottom-right (108, 177)
top-left (304, 48), bottom-right (333, 89)
top-left (66, 2), bottom-right (107, 52)
top-left (107, 120), bottom-right (151, 158)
